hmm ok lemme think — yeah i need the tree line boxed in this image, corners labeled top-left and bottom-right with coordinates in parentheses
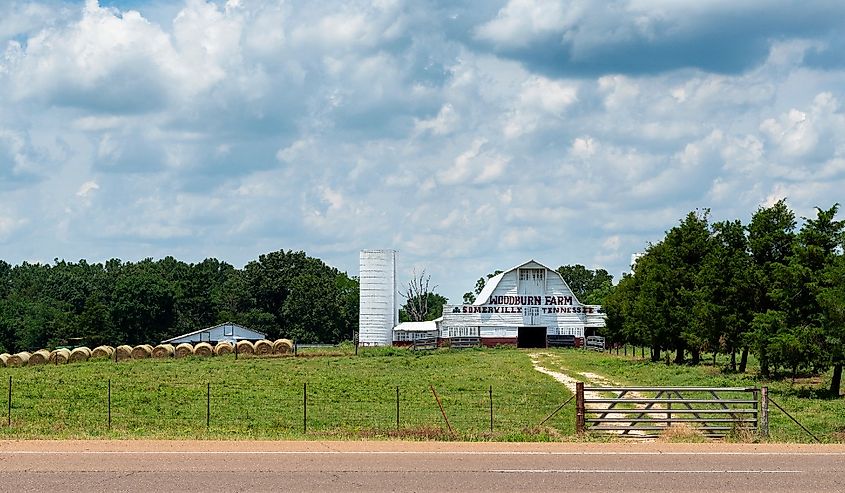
top-left (602, 200), bottom-right (845, 395)
top-left (0, 250), bottom-right (359, 353)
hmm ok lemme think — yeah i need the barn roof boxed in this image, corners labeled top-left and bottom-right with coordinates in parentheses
top-left (473, 259), bottom-right (583, 305)
top-left (161, 322), bottom-right (266, 344)
top-left (393, 321), bottom-right (438, 332)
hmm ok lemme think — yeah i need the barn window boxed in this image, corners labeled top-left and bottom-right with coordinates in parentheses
top-left (519, 269), bottom-right (545, 281)
top-left (223, 325), bottom-right (234, 336)
top-left (448, 326), bottom-right (479, 337)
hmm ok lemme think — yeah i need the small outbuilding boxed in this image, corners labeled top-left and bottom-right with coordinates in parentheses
top-left (161, 322), bottom-right (266, 345)
top-left (393, 320), bottom-right (439, 345)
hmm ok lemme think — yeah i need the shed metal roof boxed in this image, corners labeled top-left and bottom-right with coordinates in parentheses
top-left (161, 322), bottom-right (266, 344)
top-left (393, 321), bottom-right (438, 332)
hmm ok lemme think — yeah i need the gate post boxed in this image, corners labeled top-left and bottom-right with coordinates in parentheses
top-left (760, 386), bottom-right (769, 438)
top-left (575, 382), bottom-right (585, 434)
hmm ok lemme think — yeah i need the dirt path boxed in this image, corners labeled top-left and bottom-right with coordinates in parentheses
top-left (529, 352), bottom-right (666, 436)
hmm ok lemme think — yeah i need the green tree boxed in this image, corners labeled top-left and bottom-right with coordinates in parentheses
top-left (556, 265), bottom-right (613, 304)
top-left (400, 293), bottom-right (448, 322)
top-left (694, 220), bottom-right (755, 370)
top-left (747, 199), bottom-right (796, 376)
top-left (242, 250), bottom-right (358, 343)
top-left (463, 270), bottom-right (503, 304)
top-left (817, 254), bottom-right (845, 395)
top-left (111, 267), bottom-right (176, 345)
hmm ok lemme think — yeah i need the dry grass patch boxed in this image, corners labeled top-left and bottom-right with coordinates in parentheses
top-left (658, 423), bottom-right (708, 443)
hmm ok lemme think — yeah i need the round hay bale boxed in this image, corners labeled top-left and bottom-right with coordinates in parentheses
top-left (174, 343), bottom-right (194, 358)
top-left (49, 348), bottom-right (71, 364)
top-left (8, 352), bottom-right (31, 367)
top-left (69, 347), bottom-right (91, 363)
top-left (235, 340), bottom-right (254, 356)
top-left (214, 341), bottom-right (233, 356)
top-left (194, 342), bottom-right (213, 357)
top-left (114, 345), bottom-right (133, 361)
top-left (254, 339), bottom-right (273, 356)
top-left (29, 349), bottom-right (52, 366)
top-left (273, 338), bottom-right (294, 355)
top-left (152, 344), bottom-right (174, 358)
top-left (0, 353), bottom-right (9, 367)
top-left (131, 344), bottom-right (153, 359)
top-left (90, 345), bottom-right (115, 359)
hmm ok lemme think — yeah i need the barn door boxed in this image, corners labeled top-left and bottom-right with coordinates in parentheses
top-left (523, 306), bottom-right (540, 326)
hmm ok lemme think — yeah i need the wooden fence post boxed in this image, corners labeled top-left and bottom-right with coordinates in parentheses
top-left (575, 382), bottom-right (585, 434)
top-left (760, 386), bottom-right (769, 438)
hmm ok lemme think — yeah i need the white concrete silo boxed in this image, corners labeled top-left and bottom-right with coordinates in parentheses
top-left (359, 250), bottom-right (398, 346)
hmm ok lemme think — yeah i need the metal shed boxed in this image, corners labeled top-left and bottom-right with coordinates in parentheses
top-left (161, 322), bottom-right (266, 345)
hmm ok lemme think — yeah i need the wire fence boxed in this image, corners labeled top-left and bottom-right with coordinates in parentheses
top-left (1, 375), bottom-right (574, 438)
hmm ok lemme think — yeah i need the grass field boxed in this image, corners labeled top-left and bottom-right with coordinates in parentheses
top-left (1, 346), bottom-right (843, 442)
top-left (0, 347), bottom-right (574, 440)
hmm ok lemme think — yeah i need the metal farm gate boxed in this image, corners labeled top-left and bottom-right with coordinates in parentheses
top-left (575, 383), bottom-right (763, 438)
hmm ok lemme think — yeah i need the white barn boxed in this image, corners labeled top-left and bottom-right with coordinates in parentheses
top-left (436, 260), bottom-right (605, 348)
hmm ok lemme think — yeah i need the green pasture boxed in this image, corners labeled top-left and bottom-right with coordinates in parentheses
top-left (0, 347), bottom-right (573, 440)
top-left (1, 347), bottom-right (842, 442)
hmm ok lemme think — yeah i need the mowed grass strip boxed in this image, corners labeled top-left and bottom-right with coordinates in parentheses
top-left (533, 349), bottom-right (845, 443)
top-left (0, 347), bottom-right (573, 440)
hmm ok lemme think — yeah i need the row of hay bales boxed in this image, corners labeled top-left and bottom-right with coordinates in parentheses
top-left (0, 339), bottom-right (294, 367)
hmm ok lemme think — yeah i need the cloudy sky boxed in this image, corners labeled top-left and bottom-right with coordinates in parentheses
top-left (2, 0), bottom-right (844, 301)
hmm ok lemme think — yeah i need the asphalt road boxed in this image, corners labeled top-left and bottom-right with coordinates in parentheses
top-left (1, 441), bottom-right (844, 492)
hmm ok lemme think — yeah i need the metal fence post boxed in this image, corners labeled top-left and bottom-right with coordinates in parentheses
top-left (667, 393), bottom-right (672, 427)
top-left (760, 386), bottom-right (769, 438)
top-left (489, 385), bottom-right (493, 433)
top-left (303, 382), bottom-right (307, 433)
top-left (575, 382), bottom-right (585, 434)
top-left (7, 376), bottom-right (11, 428)
top-left (206, 383), bottom-right (211, 430)
top-left (108, 379), bottom-right (111, 431)
top-left (395, 386), bottom-right (400, 430)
